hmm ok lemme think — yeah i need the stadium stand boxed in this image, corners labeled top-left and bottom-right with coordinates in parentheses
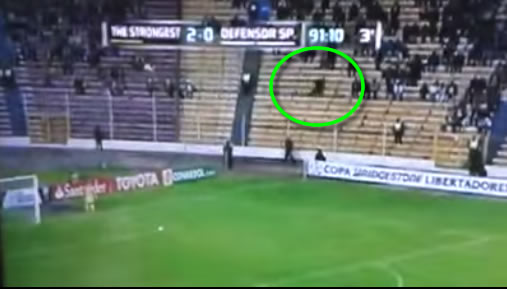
top-left (0, 87), bottom-right (12, 136)
top-left (178, 48), bottom-right (243, 144)
top-left (1, 0), bottom-right (506, 171)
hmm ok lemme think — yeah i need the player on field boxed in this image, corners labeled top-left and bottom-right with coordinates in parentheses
top-left (84, 188), bottom-right (96, 213)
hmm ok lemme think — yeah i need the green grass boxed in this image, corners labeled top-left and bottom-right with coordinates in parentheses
top-left (4, 175), bottom-right (507, 286)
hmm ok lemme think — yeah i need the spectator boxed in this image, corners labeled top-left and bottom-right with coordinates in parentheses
top-left (393, 79), bottom-right (405, 101)
top-left (181, 79), bottom-right (198, 99)
top-left (163, 78), bottom-right (174, 98)
top-left (94, 125), bottom-right (104, 151)
top-left (420, 82), bottom-right (429, 100)
top-left (348, 2), bottom-right (359, 21)
top-left (284, 137), bottom-right (296, 163)
top-left (74, 77), bottom-right (86, 95)
top-left (315, 149), bottom-right (326, 161)
top-left (437, 82), bottom-right (447, 102)
top-left (347, 62), bottom-right (355, 77)
top-left (332, 3), bottom-right (345, 26)
top-left (231, 14), bottom-right (246, 26)
top-left (427, 51), bottom-right (439, 72)
top-left (311, 78), bottom-right (325, 96)
top-left (392, 118), bottom-right (405, 145)
top-left (241, 73), bottom-right (252, 94)
top-left (146, 77), bottom-right (155, 97)
top-left (321, 0), bottom-right (330, 11)
top-left (446, 80), bottom-right (458, 101)
top-left (351, 77), bottom-right (361, 99)
top-left (468, 135), bottom-right (486, 177)
top-left (429, 80), bottom-right (439, 101)
top-left (223, 140), bottom-right (233, 170)
top-left (248, 1), bottom-right (258, 22)
top-left (477, 115), bottom-right (492, 133)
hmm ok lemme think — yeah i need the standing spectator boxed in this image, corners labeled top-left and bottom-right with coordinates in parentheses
top-left (163, 78), bottom-right (174, 98)
top-left (223, 140), bottom-right (233, 170)
top-left (392, 118), bottom-right (405, 145)
top-left (393, 79), bottom-right (405, 101)
top-left (348, 1), bottom-right (359, 21)
top-left (351, 77), bottom-right (361, 99)
top-left (284, 137), bottom-right (296, 163)
top-left (348, 62), bottom-right (355, 77)
top-left (332, 2), bottom-right (345, 26)
top-left (420, 82), bottom-right (429, 100)
top-left (321, 0), bottom-right (330, 11)
top-left (94, 125), bottom-right (104, 151)
top-left (146, 77), bottom-right (155, 97)
top-left (468, 135), bottom-right (486, 177)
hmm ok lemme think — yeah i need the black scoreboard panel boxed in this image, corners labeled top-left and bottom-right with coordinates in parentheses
top-left (105, 20), bottom-right (302, 48)
top-left (103, 20), bottom-right (381, 49)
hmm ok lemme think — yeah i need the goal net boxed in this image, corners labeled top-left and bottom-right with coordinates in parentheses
top-left (0, 175), bottom-right (41, 224)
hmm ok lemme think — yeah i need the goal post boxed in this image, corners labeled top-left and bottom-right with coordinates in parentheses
top-left (0, 175), bottom-right (41, 225)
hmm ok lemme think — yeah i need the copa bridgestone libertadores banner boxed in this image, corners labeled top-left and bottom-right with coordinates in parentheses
top-left (306, 160), bottom-right (507, 197)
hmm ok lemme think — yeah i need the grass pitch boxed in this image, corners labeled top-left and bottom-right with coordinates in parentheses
top-left (4, 174), bottom-right (507, 286)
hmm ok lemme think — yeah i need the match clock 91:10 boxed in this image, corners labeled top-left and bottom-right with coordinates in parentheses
top-left (306, 27), bottom-right (345, 45)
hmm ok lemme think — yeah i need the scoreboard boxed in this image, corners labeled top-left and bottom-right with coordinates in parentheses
top-left (103, 20), bottom-right (383, 49)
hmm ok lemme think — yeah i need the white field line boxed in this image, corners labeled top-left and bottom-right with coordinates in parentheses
top-left (262, 235), bottom-right (492, 287)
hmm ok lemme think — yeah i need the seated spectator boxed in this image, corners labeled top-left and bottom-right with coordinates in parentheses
top-left (477, 115), bottom-right (492, 133)
top-left (311, 78), bottom-right (325, 96)
top-left (393, 79), bottom-right (405, 101)
top-left (163, 78), bottom-right (175, 98)
top-left (230, 14), bottom-right (247, 26)
top-left (446, 80), bottom-right (458, 101)
top-left (427, 51), bottom-right (440, 72)
top-left (73, 77), bottom-right (86, 95)
top-left (144, 62), bottom-right (155, 73)
top-left (180, 79), bottom-right (198, 99)
top-left (131, 55), bottom-right (145, 71)
top-left (315, 149), bottom-right (326, 161)
top-left (437, 83), bottom-right (447, 103)
top-left (429, 80), bottom-right (439, 101)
